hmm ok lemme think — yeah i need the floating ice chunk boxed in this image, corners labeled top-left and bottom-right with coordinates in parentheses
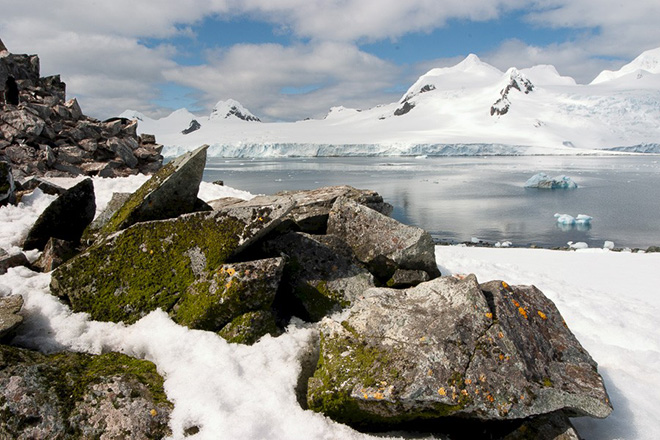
top-left (525, 173), bottom-right (578, 189)
top-left (575, 214), bottom-right (593, 224)
top-left (471, 237), bottom-right (481, 243)
top-left (569, 241), bottom-right (589, 249)
top-left (554, 213), bottom-right (575, 225)
top-left (603, 241), bottom-right (615, 250)
top-left (495, 241), bottom-right (512, 248)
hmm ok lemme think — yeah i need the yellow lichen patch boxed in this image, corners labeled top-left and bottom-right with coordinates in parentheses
top-left (225, 280), bottom-right (233, 290)
top-left (479, 374), bottom-right (486, 383)
top-left (464, 378), bottom-right (472, 385)
top-left (498, 331), bottom-right (504, 338)
top-left (537, 310), bottom-right (547, 320)
top-left (438, 387), bottom-right (447, 396)
top-left (501, 281), bottom-right (509, 289)
top-left (258, 216), bottom-right (264, 222)
top-left (461, 389), bottom-right (469, 396)
top-left (487, 394), bottom-right (495, 402)
top-left (518, 306), bottom-right (528, 319)
top-left (520, 394), bottom-right (525, 400)
top-left (419, 336), bottom-right (427, 343)
top-left (427, 369), bottom-right (433, 376)
top-left (150, 409), bottom-right (158, 417)
top-left (499, 354), bottom-right (505, 361)
top-left (226, 267), bottom-right (236, 276)
top-left (485, 312), bottom-right (493, 319)
top-left (149, 250), bottom-right (153, 255)
top-left (374, 392), bottom-right (384, 400)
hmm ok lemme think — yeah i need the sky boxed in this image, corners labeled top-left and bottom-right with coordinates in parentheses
top-left (1, 1), bottom-right (659, 122)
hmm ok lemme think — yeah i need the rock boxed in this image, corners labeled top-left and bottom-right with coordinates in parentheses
top-left (385, 268), bottom-right (430, 288)
top-left (23, 178), bottom-right (95, 250)
top-left (207, 196), bottom-right (245, 210)
top-left (218, 310), bottom-right (280, 345)
top-left (51, 198), bottom-right (294, 324)
top-left (63, 98), bottom-right (82, 120)
top-left (327, 197), bottom-right (440, 281)
top-left (263, 232), bottom-right (374, 321)
top-left (502, 412), bottom-right (579, 440)
top-left (84, 191), bottom-right (131, 241)
top-left (139, 133), bottom-right (156, 144)
top-left (273, 185), bottom-right (393, 233)
top-left (173, 257), bottom-right (285, 331)
top-left (0, 160), bottom-right (15, 206)
top-left (0, 346), bottom-right (172, 439)
top-left (33, 237), bottom-right (79, 272)
top-left (0, 251), bottom-right (30, 275)
top-left (394, 101), bottom-right (415, 116)
top-left (0, 295), bottom-right (23, 340)
top-left (646, 246), bottom-right (660, 253)
top-left (18, 176), bottom-right (65, 195)
top-left (307, 275), bottom-right (611, 428)
top-left (95, 145), bottom-right (208, 240)
top-left (182, 119), bottom-right (201, 134)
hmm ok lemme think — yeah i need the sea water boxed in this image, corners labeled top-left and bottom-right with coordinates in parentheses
top-left (202, 155), bottom-right (660, 249)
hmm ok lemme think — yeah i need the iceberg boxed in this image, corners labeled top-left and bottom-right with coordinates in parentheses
top-left (555, 213), bottom-right (593, 231)
top-left (525, 173), bottom-right (577, 189)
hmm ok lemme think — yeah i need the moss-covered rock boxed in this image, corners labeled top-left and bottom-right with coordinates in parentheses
top-left (51, 199), bottom-right (293, 324)
top-left (173, 257), bottom-right (285, 331)
top-left (218, 310), bottom-right (280, 345)
top-left (0, 346), bottom-right (171, 439)
top-left (308, 275), bottom-right (612, 427)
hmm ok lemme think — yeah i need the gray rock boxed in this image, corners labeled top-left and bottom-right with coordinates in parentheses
top-left (33, 237), bottom-right (79, 272)
top-left (327, 197), bottom-right (440, 281)
top-left (0, 160), bottom-right (15, 206)
top-left (139, 133), bottom-right (156, 144)
top-left (96, 145), bottom-right (208, 239)
top-left (51, 198), bottom-right (294, 324)
top-left (218, 310), bottom-right (280, 345)
top-left (502, 412), bottom-right (580, 440)
top-left (106, 138), bottom-right (138, 168)
top-left (84, 192), bottom-right (131, 241)
top-left (23, 178), bottom-right (95, 250)
top-left (307, 275), bottom-right (611, 427)
top-left (0, 346), bottom-right (172, 439)
top-left (207, 196), bottom-right (245, 210)
top-left (264, 232), bottom-right (374, 321)
top-left (173, 257), bottom-right (285, 331)
top-left (0, 108), bottom-right (45, 139)
top-left (385, 268), bottom-right (430, 288)
top-left (273, 185), bottom-right (393, 233)
top-left (0, 295), bottom-right (23, 339)
top-left (0, 251), bottom-right (30, 275)
top-left (63, 98), bottom-right (82, 120)
top-left (19, 176), bottom-right (65, 196)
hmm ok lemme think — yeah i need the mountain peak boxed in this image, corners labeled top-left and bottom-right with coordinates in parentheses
top-left (210, 99), bottom-right (261, 122)
top-left (591, 46), bottom-right (660, 84)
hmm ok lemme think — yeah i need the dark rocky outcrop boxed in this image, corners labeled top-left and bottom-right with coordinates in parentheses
top-left (491, 69), bottom-right (534, 117)
top-left (0, 346), bottom-right (172, 439)
top-left (0, 250), bottom-right (30, 275)
top-left (0, 43), bottom-right (162, 181)
top-left (394, 101), bottom-right (415, 116)
top-left (181, 119), bottom-right (201, 134)
top-left (0, 160), bottom-right (15, 205)
top-left (307, 275), bottom-right (611, 428)
top-left (32, 237), bottom-right (79, 272)
top-left (23, 178), bottom-right (95, 251)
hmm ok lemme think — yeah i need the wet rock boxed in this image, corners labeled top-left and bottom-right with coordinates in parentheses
top-left (23, 178), bottom-right (95, 251)
top-left (307, 275), bottom-right (611, 427)
top-left (0, 251), bottom-right (30, 275)
top-left (273, 185), bottom-right (393, 233)
top-left (0, 346), bottom-right (172, 439)
top-left (33, 237), bottom-right (79, 272)
top-left (264, 232), bottom-right (374, 321)
top-left (218, 310), bottom-right (280, 345)
top-left (51, 199), bottom-right (294, 324)
top-left (173, 257), bottom-right (285, 331)
top-left (0, 295), bottom-right (23, 340)
top-left (327, 197), bottom-right (440, 281)
top-left (95, 145), bottom-right (208, 240)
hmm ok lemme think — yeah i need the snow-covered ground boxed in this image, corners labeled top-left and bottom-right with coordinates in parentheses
top-left (123, 48), bottom-right (660, 158)
top-left (1, 176), bottom-right (659, 439)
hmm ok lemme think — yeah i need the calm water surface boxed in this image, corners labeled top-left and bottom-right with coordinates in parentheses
top-left (202, 156), bottom-right (660, 249)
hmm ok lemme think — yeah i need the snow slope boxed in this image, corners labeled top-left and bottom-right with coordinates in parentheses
top-left (1, 176), bottom-right (658, 439)
top-left (122, 49), bottom-right (660, 158)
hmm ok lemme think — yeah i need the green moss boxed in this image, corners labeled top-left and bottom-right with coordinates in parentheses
top-left (52, 211), bottom-right (247, 324)
top-left (541, 377), bottom-right (553, 388)
top-left (218, 310), bottom-right (279, 345)
top-left (293, 281), bottom-right (351, 322)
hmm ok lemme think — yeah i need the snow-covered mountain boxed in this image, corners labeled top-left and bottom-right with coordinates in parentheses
top-left (123, 49), bottom-right (660, 158)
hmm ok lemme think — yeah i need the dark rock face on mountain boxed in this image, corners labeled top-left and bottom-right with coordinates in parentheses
top-left (491, 69), bottom-right (534, 117)
top-left (182, 119), bottom-right (201, 134)
top-left (0, 41), bottom-right (163, 181)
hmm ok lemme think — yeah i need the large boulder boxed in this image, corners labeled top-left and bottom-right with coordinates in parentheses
top-left (51, 199), bottom-right (294, 324)
top-left (327, 197), bottom-right (440, 281)
top-left (0, 160), bottom-right (15, 206)
top-left (92, 144), bottom-right (208, 240)
top-left (173, 257), bottom-right (285, 332)
top-left (0, 295), bottom-right (23, 340)
top-left (0, 346), bottom-right (171, 439)
top-left (307, 275), bottom-right (611, 427)
top-left (263, 232), bottom-right (374, 321)
top-left (23, 178), bottom-right (95, 251)
top-left (32, 237), bottom-right (79, 272)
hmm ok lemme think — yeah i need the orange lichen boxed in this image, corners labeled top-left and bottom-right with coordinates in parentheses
top-left (464, 379), bottom-right (472, 385)
top-left (226, 268), bottom-right (236, 276)
top-left (485, 312), bottom-right (493, 319)
top-left (374, 392), bottom-right (384, 400)
top-left (150, 409), bottom-right (158, 417)
top-left (501, 281), bottom-right (509, 289)
top-left (487, 394), bottom-right (495, 402)
top-left (438, 387), bottom-right (447, 396)
top-left (518, 307), bottom-right (528, 319)
top-left (537, 310), bottom-right (547, 320)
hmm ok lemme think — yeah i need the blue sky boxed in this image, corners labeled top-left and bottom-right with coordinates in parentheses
top-left (1, 1), bottom-right (658, 121)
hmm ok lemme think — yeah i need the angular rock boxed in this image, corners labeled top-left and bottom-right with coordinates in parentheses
top-left (385, 268), bottom-right (430, 288)
top-left (96, 145), bottom-right (208, 240)
top-left (264, 232), bottom-right (374, 321)
top-left (23, 178), bottom-right (95, 250)
top-left (0, 251), bottom-right (30, 275)
top-left (502, 412), bottom-right (579, 440)
top-left (273, 185), bottom-right (393, 233)
top-left (307, 275), bottom-right (611, 428)
top-left (33, 237), bottom-right (79, 272)
top-left (218, 310), bottom-right (280, 345)
top-left (174, 257), bottom-right (285, 331)
top-left (0, 295), bottom-right (23, 340)
top-left (0, 160), bottom-right (15, 206)
top-left (18, 176), bottom-right (65, 195)
top-left (327, 197), bottom-right (440, 281)
top-left (207, 196), bottom-right (245, 211)
top-left (84, 191), bottom-right (131, 240)
top-left (51, 199), bottom-right (294, 324)
top-left (0, 346), bottom-right (171, 439)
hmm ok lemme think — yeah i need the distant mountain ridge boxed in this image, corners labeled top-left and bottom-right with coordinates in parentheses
top-left (122, 48), bottom-right (660, 158)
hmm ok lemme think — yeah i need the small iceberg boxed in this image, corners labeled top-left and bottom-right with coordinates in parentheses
top-left (525, 173), bottom-right (577, 189)
top-left (555, 213), bottom-right (593, 231)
